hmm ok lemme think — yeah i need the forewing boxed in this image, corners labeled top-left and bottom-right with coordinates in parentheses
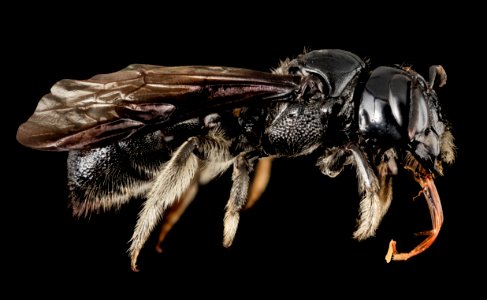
top-left (17, 64), bottom-right (300, 151)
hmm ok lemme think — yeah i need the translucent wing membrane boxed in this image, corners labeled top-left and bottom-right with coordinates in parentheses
top-left (17, 64), bottom-right (299, 151)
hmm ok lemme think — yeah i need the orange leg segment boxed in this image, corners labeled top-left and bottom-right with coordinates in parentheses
top-left (385, 175), bottom-right (443, 262)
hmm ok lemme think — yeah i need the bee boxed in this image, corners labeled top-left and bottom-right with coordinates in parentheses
top-left (16, 49), bottom-right (455, 271)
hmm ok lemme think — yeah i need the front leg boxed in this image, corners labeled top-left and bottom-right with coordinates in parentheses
top-left (385, 162), bottom-right (444, 262)
top-left (318, 145), bottom-right (390, 240)
top-left (349, 145), bottom-right (396, 240)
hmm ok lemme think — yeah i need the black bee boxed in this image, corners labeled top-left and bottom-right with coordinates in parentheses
top-left (16, 49), bottom-right (455, 271)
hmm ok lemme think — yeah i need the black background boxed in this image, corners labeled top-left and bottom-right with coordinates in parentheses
top-left (6, 5), bottom-right (482, 296)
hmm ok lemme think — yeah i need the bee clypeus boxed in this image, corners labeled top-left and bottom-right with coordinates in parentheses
top-left (17, 49), bottom-right (455, 271)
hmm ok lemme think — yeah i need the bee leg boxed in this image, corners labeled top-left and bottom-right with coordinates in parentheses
top-left (317, 147), bottom-right (353, 178)
top-left (223, 152), bottom-right (258, 247)
top-left (347, 144), bottom-right (386, 241)
top-left (244, 157), bottom-right (273, 210)
top-left (155, 179), bottom-right (199, 253)
top-left (318, 145), bottom-right (390, 239)
top-left (386, 175), bottom-right (443, 262)
top-left (319, 146), bottom-right (396, 240)
top-left (375, 151), bottom-right (395, 227)
top-left (129, 134), bottom-right (232, 271)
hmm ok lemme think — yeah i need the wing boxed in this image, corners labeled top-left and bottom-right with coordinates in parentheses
top-left (17, 64), bottom-right (300, 151)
